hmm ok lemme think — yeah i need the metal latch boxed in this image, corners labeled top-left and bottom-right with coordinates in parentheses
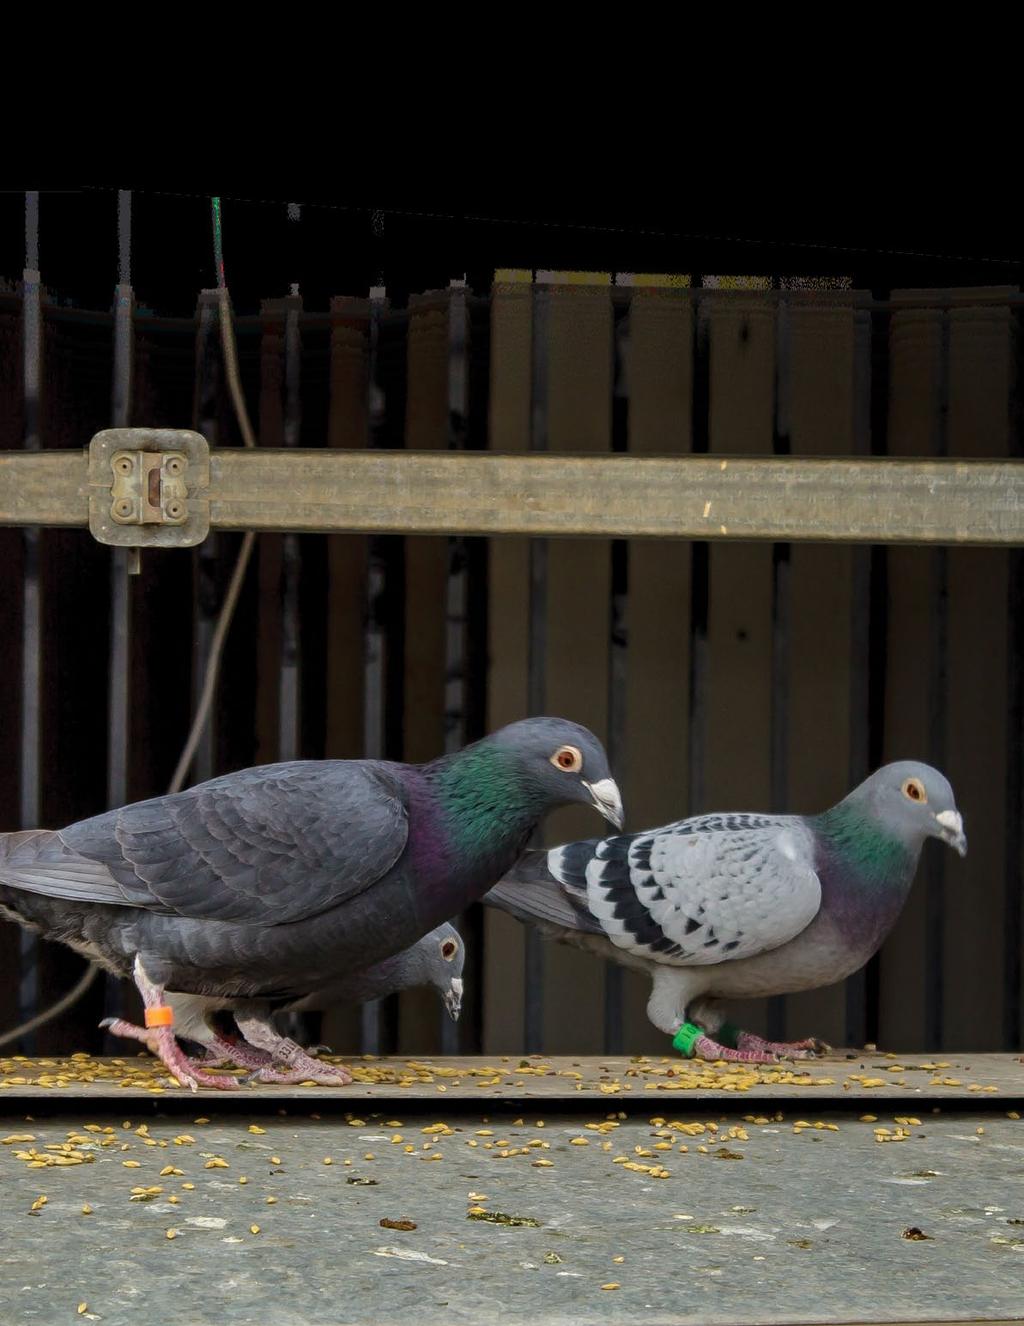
top-left (110, 450), bottom-right (188, 525)
top-left (88, 428), bottom-right (210, 548)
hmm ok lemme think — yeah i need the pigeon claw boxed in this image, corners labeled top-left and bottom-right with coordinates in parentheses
top-left (166, 1063), bottom-right (243, 1092)
top-left (691, 1033), bottom-right (783, 1064)
top-left (735, 1031), bottom-right (831, 1061)
top-left (245, 1061), bottom-right (354, 1087)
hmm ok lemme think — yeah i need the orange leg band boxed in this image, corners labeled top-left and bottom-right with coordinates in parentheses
top-left (144, 1005), bottom-right (175, 1029)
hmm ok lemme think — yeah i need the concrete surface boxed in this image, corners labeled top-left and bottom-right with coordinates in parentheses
top-left (1, 1101), bottom-right (1022, 1325)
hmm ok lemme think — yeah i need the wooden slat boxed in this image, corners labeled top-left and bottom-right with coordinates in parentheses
top-left (944, 304), bottom-right (1012, 1049)
top-left (318, 299), bottom-right (371, 1059)
top-left (0, 302), bottom-right (24, 1030)
top-left (523, 283), bottom-right (550, 1055)
top-left (483, 279), bottom-right (532, 1056)
top-left (704, 292), bottom-right (775, 1040)
top-left (253, 303), bottom-right (285, 765)
top-left (621, 288), bottom-right (693, 1055)
top-left (402, 294), bottom-right (449, 764)
top-left (539, 283), bottom-right (612, 1055)
top-left (36, 311), bottom-right (115, 1055)
top-left (784, 294), bottom-right (861, 1048)
top-left (323, 298), bottom-right (369, 761)
top-left (399, 292), bottom-right (451, 1057)
top-left (882, 304), bottom-right (941, 1049)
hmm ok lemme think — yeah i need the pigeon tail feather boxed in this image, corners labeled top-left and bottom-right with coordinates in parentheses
top-left (484, 847), bottom-right (603, 936)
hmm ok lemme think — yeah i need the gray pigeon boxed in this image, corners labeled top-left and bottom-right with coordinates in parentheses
top-left (485, 762), bottom-right (966, 1062)
top-left (135, 923), bottom-right (467, 1077)
top-left (0, 717), bottom-right (621, 1089)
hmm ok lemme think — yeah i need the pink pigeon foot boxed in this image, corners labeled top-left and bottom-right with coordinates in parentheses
top-left (101, 1016), bottom-right (241, 1091)
top-left (110, 955), bottom-right (244, 1090)
top-left (735, 1031), bottom-right (829, 1060)
top-left (692, 1033), bottom-right (784, 1064)
top-left (235, 1013), bottom-right (353, 1085)
top-left (246, 1059), bottom-right (354, 1086)
top-left (199, 1034), bottom-right (276, 1072)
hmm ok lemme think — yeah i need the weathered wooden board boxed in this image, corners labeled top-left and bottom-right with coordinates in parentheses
top-left (1, 1053), bottom-right (1020, 1103)
top-left (2, 448), bottom-right (1023, 544)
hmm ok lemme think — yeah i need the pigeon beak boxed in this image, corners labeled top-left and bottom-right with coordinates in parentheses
top-left (443, 977), bottom-right (463, 1022)
top-left (584, 778), bottom-right (624, 831)
top-left (935, 809), bottom-right (967, 858)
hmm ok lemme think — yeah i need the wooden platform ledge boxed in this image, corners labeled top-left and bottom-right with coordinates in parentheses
top-left (1, 1052), bottom-right (1020, 1102)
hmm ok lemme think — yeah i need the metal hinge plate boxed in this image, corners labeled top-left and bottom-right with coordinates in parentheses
top-left (88, 429), bottom-right (210, 547)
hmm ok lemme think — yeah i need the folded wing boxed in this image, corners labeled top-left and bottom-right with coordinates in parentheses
top-left (0, 762), bottom-right (409, 927)
top-left (490, 813), bottom-right (822, 967)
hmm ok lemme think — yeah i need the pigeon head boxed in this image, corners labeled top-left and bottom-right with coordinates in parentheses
top-left (850, 761), bottom-right (967, 858)
top-left (403, 923), bottom-right (465, 1020)
top-left (488, 717), bottom-right (623, 829)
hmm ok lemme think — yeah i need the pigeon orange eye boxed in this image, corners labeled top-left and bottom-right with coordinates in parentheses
top-left (550, 745), bottom-right (583, 773)
top-left (441, 940), bottom-right (457, 960)
top-left (902, 777), bottom-right (927, 804)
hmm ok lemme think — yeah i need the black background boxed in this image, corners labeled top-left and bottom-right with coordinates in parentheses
top-left (1, 186), bottom-right (1020, 310)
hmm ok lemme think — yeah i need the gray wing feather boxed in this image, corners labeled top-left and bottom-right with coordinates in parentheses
top-left (483, 876), bottom-right (604, 937)
top-left (582, 814), bottom-right (822, 965)
top-left (0, 762), bottom-right (409, 927)
top-left (490, 815), bottom-right (822, 969)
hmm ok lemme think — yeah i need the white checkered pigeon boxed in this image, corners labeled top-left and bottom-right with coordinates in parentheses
top-left (0, 717), bottom-right (621, 1090)
top-left (484, 762), bottom-right (966, 1063)
top-left (147, 923), bottom-right (466, 1077)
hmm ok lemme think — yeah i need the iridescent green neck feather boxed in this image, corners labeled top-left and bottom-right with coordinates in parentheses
top-left (814, 800), bottom-right (915, 885)
top-left (430, 745), bottom-right (543, 861)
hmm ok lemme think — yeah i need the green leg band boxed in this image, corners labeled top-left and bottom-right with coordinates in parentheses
top-left (672, 1022), bottom-right (706, 1058)
top-left (716, 1021), bottom-right (742, 1049)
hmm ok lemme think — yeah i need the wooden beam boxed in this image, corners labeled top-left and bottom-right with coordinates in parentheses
top-left (1, 447), bottom-right (1022, 544)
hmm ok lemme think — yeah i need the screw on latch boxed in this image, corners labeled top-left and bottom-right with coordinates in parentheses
top-left (158, 453), bottom-right (189, 525)
top-left (163, 456), bottom-right (187, 521)
top-left (110, 450), bottom-right (189, 526)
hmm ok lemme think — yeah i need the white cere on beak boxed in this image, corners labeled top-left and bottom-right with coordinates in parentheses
top-left (451, 977), bottom-right (464, 999)
top-left (935, 809), bottom-right (967, 857)
top-left (584, 777), bottom-right (624, 830)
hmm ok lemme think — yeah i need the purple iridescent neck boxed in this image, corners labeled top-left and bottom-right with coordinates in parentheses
top-left (401, 747), bottom-right (544, 911)
top-left (812, 801), bottom-right (920, 951)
